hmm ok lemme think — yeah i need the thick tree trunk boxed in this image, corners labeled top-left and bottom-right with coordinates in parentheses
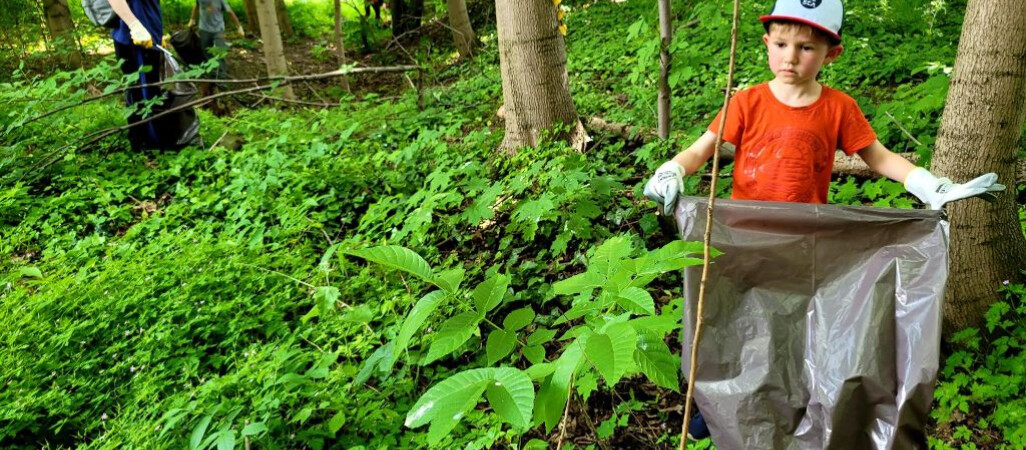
top-left (447, 0), bottom-right (476, 59)
top-left (931, 0), bottom-right (1026, 334)
top-left (254, 0), bottom-right (295, 99)
top-left (656, 0), bottom-right (671, 138)
top-left (40, 0), bottom-right (82, 68)
top-left (495, 0), bottom-right (587, 153)
top-left (245, 0), bottom-right (292, 38)
top-left (274, 0), bottom-right (294, 38)
top-left (333, 0), bottom-right (351, 93)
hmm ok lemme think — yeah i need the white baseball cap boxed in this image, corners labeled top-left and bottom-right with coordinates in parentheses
top-left (760, 0), bottom-right (844, 42)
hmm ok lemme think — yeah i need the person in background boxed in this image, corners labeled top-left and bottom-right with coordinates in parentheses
top-left (187, 0), bottom-right (245, 80)
top-left (108, 0), bottom-right (166, 150)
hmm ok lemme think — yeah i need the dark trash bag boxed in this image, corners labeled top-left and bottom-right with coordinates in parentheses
top-left (675, 197), bottom-right (947, 450)
top-left (169, 29), bottom-right (208, 66)
top-left (147, 47), bottom-right (201, 149)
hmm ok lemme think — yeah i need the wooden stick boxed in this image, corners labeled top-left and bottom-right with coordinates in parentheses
top-left (680, 0), bottom-right (740, 448)
top-left (19, 65), bottom-right (421, 127)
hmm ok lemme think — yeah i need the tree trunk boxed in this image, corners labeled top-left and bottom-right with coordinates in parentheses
top-left (656, 0), bottom-right (671, 138)
top-left (40, 0), bottom-right (82, 68)
top-left (931, 0), bottom-right (1026, 334)
top-left (495, 0), bottom-right (587, 153)
top-left (275, 0), bottom-right (294, 38)
top-left (244, 0), bottom-right (260, 33)
top-left (446, 0), bottom-right (476, 59)
top-left (254, 0), bottom-right (295, 99)
top-left (333, 0), bottom-right (351, 93)
top-left (245, 0), bottom-right (292, 38)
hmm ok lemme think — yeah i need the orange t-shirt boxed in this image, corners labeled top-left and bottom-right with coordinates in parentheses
top-left (707, 83), bottom-right (877, 204)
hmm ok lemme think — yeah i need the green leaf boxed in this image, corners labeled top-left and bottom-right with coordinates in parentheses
top-left (522, 344), bottom-right (546, 365)
top-left (634, 332), bottom-right (680, 391)
top-left (215, 430), bottom-right (235, 450)
top-left (241, 422), bottom-right (268, 436)
top-left (526, 327), bottom-right (557, 346)
top-left (525, 362), bottom-right (555, 381)
top-left (355, 342), bottom-right (393, 384)
top-left (190, 414), bottom-right (214, 450)
top-left (433, 268), bottom-right (465, 293)
top-left (423, 311), bottom-right (481, 364)
top-left (318, 243), bottom-right (341, 273)
top-left (535, 339), bottom-right (585, 432)
top-left (18, 266), bottom-right (42, 278)
top-left (313, 286), bottom-right (340, 315)
top-left (393, 290), bottom-right (447, 361)
top-left (617, 287), bottom-right (655, 315)
top-left (327, 411), bottom-right (346, 434)
top-left (344, 246), bottom-right (435, 285)
top-left (486, 329), bottom-right (517, 365)
top-left (484, 368), bottom-right (535, 430)
top-left (405, 368), bottom-right (534, 444)
top-left (503, 307), bottom-right (535, 331)
top-left (553, 271), bottom-right (605, 296)
top-left (473, 274), bottom-right (510, 313)
top-left (586, 323), bottom-right (636, 385)
top-left (341, 304), bottom-right (374, 323)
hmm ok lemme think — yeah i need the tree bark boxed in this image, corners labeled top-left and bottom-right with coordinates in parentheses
top-left (254, 0), bottom-right (295, 99)
top-left (244, 0), bottom-right (292, 38)
top-left (333, 0), bottom-right (351, 93)
top-left (40, 0), bottom-right (82, 68)
top-left (243, 0), bottom-right (260, 33)
top-left (274, 0), bottom-right (294, 38)
top-left (656, 0), bottom-right (672, 138)
top-left (931, 0), bottom-right (1026, 334)
top-left (495, 0), bottom-right (587, 153)
top-left (446, 0), bottom-right (476, 59)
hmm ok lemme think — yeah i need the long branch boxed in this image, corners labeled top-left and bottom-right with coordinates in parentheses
top-left (20, 65), bottom-right (421, 127)
top-left (680, 0), bottom-right (741, 448)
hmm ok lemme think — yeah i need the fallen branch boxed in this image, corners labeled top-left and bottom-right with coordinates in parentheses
top-left (20, 65), bottom-right (422, 127)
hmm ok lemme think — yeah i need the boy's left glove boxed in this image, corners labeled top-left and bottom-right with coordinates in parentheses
top-left (644, 160), bottom-right (686, 215)
top-left (904, 167), bottom-right (1005, 210)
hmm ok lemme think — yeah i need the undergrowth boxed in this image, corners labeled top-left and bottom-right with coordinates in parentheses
top-left (2, 0), bottom-right (1024, 448)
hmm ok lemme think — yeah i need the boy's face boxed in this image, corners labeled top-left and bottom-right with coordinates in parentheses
top-left (762, 25), bottom-right (843, 86)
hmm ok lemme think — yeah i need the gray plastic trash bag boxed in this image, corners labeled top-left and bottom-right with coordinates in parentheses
top-left (676, 196), bottom-right (947, 450)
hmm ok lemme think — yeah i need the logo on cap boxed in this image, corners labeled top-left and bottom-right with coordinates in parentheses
top-left (801, 0), bottom-right (822, 8)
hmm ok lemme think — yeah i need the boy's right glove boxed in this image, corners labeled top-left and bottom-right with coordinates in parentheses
top-left (904, 167), bottom-right (1005, 210)
top-left (644, 160), bottom-right (687, 215)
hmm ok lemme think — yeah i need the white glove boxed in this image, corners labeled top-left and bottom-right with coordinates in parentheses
top-left (644, 160), bottom-right (687, 215)
top-left (127, 20), bottom-right (154, 48)
top-left (904, 167), bottom-right (1005, 210)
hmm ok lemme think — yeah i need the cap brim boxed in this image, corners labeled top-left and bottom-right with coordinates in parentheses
top-left (760, 15), bottom-right (842, 42)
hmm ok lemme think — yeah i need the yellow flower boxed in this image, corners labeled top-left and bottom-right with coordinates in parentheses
top-left (558, 23), bottom-right (567, 36)
top-left (553, 0), bottom-right (561, 6)
top-left (558, 10), bottom-right (566, 21)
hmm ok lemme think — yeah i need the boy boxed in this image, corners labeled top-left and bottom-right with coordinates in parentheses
top-left (644, 0), bottom-right (1004, 216)
top-left (643, 0), bottom-right (1004, 441)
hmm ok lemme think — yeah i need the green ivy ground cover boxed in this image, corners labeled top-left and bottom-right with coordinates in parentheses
top-left (2, 0), bottom-right (1024, 448)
